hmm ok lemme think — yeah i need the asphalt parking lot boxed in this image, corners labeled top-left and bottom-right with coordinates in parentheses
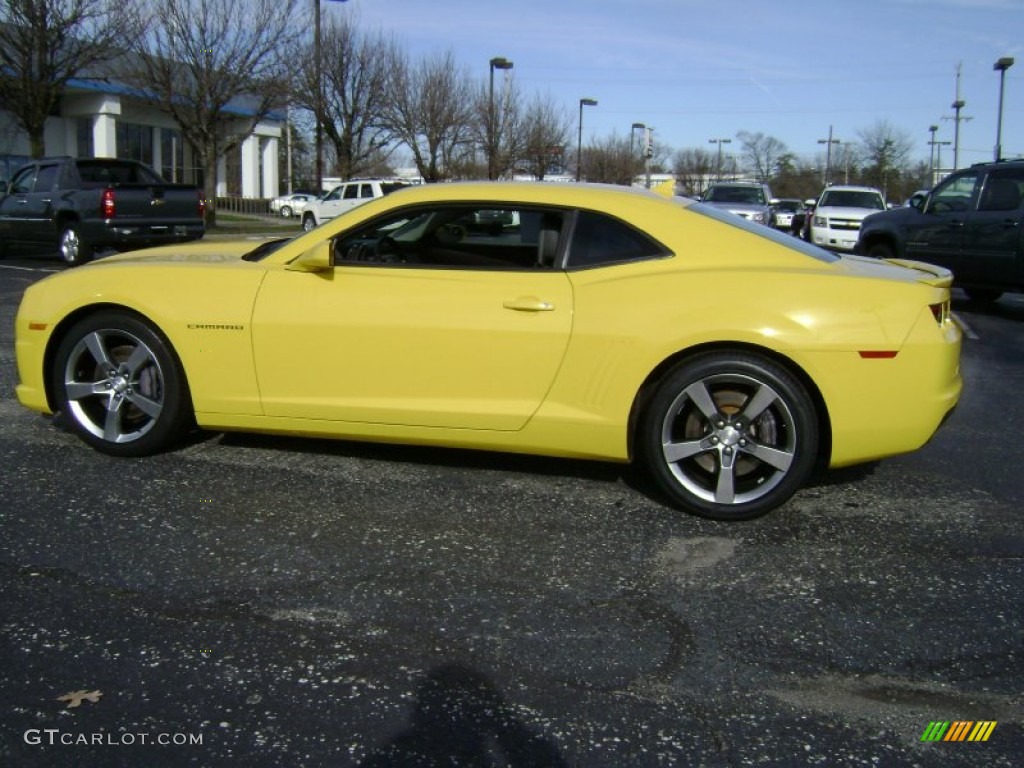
top-left (1, 253), bottom-right (1022, 767)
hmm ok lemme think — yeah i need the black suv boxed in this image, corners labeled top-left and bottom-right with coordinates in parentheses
top-left (855, 159), bottom-right (1024, 302)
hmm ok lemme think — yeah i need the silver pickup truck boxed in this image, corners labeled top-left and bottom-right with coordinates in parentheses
top-left (0, 157), bottom-right (205, 266)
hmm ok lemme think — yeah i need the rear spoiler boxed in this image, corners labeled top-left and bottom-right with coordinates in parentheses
top-left (884, 258), bottom-right (954, 288)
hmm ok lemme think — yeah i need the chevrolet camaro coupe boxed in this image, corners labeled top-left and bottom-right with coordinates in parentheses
top-left (15, 183), bottom-right (962, 520)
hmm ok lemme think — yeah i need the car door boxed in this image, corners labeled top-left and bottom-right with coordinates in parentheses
top-left (904, 169), bottom-right (981, 268)
top-left (315, 184), bottom-right (346, 222)
top-left (961, 169), bottom-right (1024, 286)
top-left (0, 165), bottom-right (41, 241)
top-left (250, 203), bottom-right (574, 431)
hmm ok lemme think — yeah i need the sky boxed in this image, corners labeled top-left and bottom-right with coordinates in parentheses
top-left (329, 0), bottom-right (1023, 169)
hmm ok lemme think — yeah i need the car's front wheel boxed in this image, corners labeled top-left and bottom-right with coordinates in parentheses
top-left (638, 352), bottom-right (819, 520)
top-left (302, 214), bottom-right (317, 232)
top-left (52, 312), bottom-right (191, 456)
top-left (280, 205), bottom-right (292, 218)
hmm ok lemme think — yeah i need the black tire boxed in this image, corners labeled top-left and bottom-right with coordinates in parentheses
top-left (638, 352), bottom-right (818, 521)
top-left (963, 287), bottom-right (1002, 303)
top-left (302, 214), bottom-right (317, 232)
top-left (866, 241), bottom-right (896, 260)
top-left (59, 223), bottom-right (93, 266)
top-left (51, 311), bottom-right (191, 457)
top-left (280, 205), bottom-right (292, 218)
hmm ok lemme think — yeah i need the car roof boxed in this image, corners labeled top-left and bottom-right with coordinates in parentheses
top-left (821, 185), bottom-right (882, 193)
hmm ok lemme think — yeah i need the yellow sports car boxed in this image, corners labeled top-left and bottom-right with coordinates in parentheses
top-left (14, 183), bottom-right (962, 520)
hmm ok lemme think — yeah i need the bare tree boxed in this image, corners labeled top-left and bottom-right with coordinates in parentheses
top-left (128, 0), bottom-right (302, 225)
top-left (856, 120), bottom-right (914, 199)
top-left (294, 13), bottom-right (396, 181)
top-left (735, 131), bottom-right (789, 185)
top-left (518, 93), bottom-right (571, 180)
top-left (581, 134), bottom-right (635, 185)
top-left (673, 147), bottom-right (716, 196)
top-left (472, 71), bottom-right (521, 180)
top-left (0, 0), bottom-right (143, 157)
top-left (385, 50), bottom-right (474, 182)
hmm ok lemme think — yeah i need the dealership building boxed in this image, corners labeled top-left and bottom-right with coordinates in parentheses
top-left (0, 76), bottom-right (283, 198)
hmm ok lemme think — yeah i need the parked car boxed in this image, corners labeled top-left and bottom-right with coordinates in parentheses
top-left (857, 159), bottom-right (1024, 302)
top-left (0, 157), bottom-right (205, 266)
top-left (302, 179), bottom-right (411, 231)
top-left (770, 198), bottom-right (803, 231)
top-left (269, 193), bottom-right (317, 218)
top-left (699, 181), bottom-right (775, 226)
top-left (808, 185), bottom-right (886, 252)
top-left (14, 182), bottom-right (961, 521)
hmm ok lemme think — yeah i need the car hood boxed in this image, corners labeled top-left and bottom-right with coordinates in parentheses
top-left (703, 201), bottom-right (768, 213)
top-left (95, 239), bottom-right (270, 265)
top-left (816, 206), bottom-right (881, 220)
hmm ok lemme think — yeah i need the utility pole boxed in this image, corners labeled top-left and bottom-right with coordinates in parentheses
top-left (817, 125), bottom-right (840, 186)
top-left (942, 63), bottom-right (972, 171)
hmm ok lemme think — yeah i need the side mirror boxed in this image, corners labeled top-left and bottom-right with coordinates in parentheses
top-left (909, 194), bottom-right (926, 210)
top-left (286, 240), bottom-right (333, 272)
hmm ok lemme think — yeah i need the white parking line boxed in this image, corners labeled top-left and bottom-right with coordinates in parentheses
top-left (0, 264), bottom-right (60, 273)
top-left (954, 313), bottom-right (979, 340)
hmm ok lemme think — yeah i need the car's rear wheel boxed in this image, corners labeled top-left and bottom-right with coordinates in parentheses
top-left (964, 287), bottom-right (1002, 303)
top-left (866, 241), bottom-right (895, 260)
top-left (52, 312), bottom-right (190, 456)
top-left (59, 223), bottom-right (93, 266)
top-left (638, 352), bottom-right (818, 521)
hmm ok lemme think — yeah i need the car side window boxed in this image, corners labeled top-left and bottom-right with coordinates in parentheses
top-left (324, 187), bottom-right (342, 201)
top-left (359, 184), bottom-right (374, 198)
top-left (331, 204), bottom-right (566, 270)
top-left (927, 171), bottom-right (980, 213)
top-left (566, 210), bottom-right (667, 268)
top-left (343, 184), bottom-right (359, 200)
top-left (978, 172), bottom-right (1023, 212)
top-left (9, 166), bottom-right (36, 194)
top-left (33, 165), bottom-right (59, 192)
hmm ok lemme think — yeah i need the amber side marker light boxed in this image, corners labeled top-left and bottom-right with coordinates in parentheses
top-left (28, 322), bottom-right (48, 331)
top-left (858, 350), bottom-right (899, 359)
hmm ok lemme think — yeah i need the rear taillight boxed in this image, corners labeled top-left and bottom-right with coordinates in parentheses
top-left (929, 300), bottom-right (950, 325)
top-left (101, 188), bottom-right (115, 220)
top-left (198, 191), bottom-right (206, 219)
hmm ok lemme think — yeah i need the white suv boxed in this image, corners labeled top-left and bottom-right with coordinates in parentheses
top-left (302, 179), bottom-right (411, 231)
top-left (809, 185), bottom-right (886, 252)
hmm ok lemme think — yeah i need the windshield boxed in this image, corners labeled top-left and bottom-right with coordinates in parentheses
top-left (704, 186), bottom-right (766, 205)
top-left (689, 202), bottom-right (838, 263)
top-left (819, 190), bottom-right (884, 209)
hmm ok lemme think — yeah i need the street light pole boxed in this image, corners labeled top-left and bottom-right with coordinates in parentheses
top-left (994, 56), bottom-right (1015, 161)
top-left (576, 98), bottom-right (597, 182)
top-left (928, 124), bottom-right (938, 185)
top-left (488, 57), bottom-right (513, 180)
top-left (314, 0), bottom-right (323, 193)
top-left (631, 122), bottom-right (646, 185)
top-left (709, 138), bottom-right (731, 180)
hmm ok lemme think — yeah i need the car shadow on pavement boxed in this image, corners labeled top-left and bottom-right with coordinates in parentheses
top-left (358, 664), bottom-right (567, 767)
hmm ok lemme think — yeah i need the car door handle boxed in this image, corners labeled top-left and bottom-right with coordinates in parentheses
top-left (1001, 219), bottom-right (1019, 228)
top-left (503, 296), bottom-right (555, 312)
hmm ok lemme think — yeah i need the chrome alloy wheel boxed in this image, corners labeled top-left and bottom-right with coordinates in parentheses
top-left (62, 328), bottom-right (165, 444)
top-left (659, 373), bottom-right (797, 506)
